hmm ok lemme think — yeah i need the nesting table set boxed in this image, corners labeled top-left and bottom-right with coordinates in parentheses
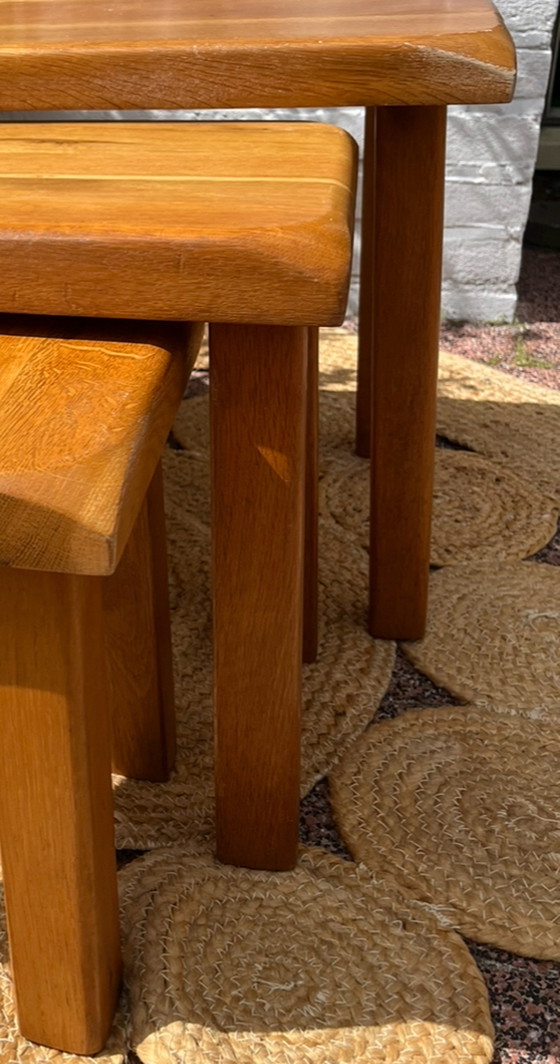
top-left (0, 0), bottom-right (515, 1055)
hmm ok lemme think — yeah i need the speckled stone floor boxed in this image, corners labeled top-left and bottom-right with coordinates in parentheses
top-left (125, 241), bottom-right (560, 1064)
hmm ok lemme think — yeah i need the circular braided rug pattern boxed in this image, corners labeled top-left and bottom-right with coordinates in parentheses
top-left (320, 449), bottom-right (558, 565)
top-left (112, 449), bottom-right (395, 850)
top-left (0, 888), bottom-right (125, 1064)
top-left (172, 331), bottom-right (359, 476)
top-left (400, 562), bottom-right (560, 710)
top-left (329, 706), bottom-right (560, 959)
top-left (119, 847), bottom-right (494, 1064)
top-left (437, 348), bottom-right (560, 501)
top-left (250, 331), bottom-right (560, 507)
top-left (169, 398), bottom-right (211, 527)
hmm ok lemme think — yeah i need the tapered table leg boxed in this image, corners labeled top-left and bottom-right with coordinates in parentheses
top-left (106, 460), bottom-right (176, 781)
top-left (303, 326), bottom-right (319, 664)
top-left (210, 323), bottom-right (306, 871)
top-left (0, 570), bottom-right (121, 1055)
top-left (369, 106), bottom-right (446, 640)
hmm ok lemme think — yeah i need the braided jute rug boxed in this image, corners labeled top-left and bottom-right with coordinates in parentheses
top-left (112, 448), bottom-right (395, 849)
top-left (119, 847), bottom-right (494, 1064)
top-left (0, 884), bottom-right (126, 1064)
top-left (273, 332), bottom-right (560, 512)
top-left (400, 562), bottom-right (560, 710)
top-left (329, 706), bottom-right (560, 960)
top-left (437, 348), bottom-right (560, 501)
top-left (174, 390), bottom-right (558, 569)
top-left (320, 448), bottom-right (558, 565)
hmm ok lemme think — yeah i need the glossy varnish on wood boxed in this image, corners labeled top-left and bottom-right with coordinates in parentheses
top-left (355, 106), bottom-right (376, 459)
top-left (0, 123), bottom-right (356, 326)
top-left (303, 327), bottom-right (319, 665)
top-left (211, 324), bottom-right (306, 871)
top-left (0, 316), bottom-right (200, 1052)
top-left (105, 462), bottom-right (177, 782)
top-left (0, 568), bottom-right (121, 1054)
top-left (0, 0), bottom-right (515, 110)
top-left (369, 107), bottom-right (446, 639)
top-left (0, 316), bottom-right (199, 574)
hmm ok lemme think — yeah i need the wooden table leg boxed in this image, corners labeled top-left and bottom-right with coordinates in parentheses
top-left (0, 569), bottom-right (121, 1055)
top-left (105, 460), bottom-right (176, 781)
top-left (210, 323), bottom-right (306, 871)
top-left (369, 105), bottom-right (446, 641)
top-left (303, 326), bottom-right (319, 665)
top-left (356, 106), bottom-right (376, 459)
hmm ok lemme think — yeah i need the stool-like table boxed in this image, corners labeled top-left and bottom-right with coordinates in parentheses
top-left (0, 121), bottom-right (356, 1053)
top-left (0, 0), bottom-right (516, 642)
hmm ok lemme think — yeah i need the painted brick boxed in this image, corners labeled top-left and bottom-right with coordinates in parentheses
top-left (512, 28), bottom-right (557, 47)
top-left (514, 48), bottom-right (554, 98)
top-left (443, 229), bottom-right (522, 285)
top-left (445, 181), bottom-right (533, 234)
top-left (441, 284), bottom-right (518, 322)
top-left (0, 0), bottom-right (552, 324)
top-left (447, 107), bottom-right (542, 161)
top-left (493, 0), bottom-right (557, 39)
top-left (445, 157), bottom-right (536, 185)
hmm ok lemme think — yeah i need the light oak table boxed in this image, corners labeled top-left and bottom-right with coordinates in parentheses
top-left (0, 315), bottom-right (201, 1054)
top-left (0, 120), bottom-right (356, 1053)
top-left (0, 0), bottom-right (516, 639)
top-left (0, 18), bottom-right (516, 1046)
top-left (0, 118), bottom-right (356, 875)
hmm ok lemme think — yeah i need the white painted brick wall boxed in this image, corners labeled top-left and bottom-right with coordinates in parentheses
top-left (440, 0), bottom-right (558, 321)
top-left (2, 0), bottom-right (555, 321)
top-left (136, 2), bottom-right (557, 323)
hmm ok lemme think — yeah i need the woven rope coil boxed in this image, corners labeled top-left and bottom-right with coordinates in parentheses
top-left (401, 562), bottom-right (560, 710)
top-left (120, 847), bottom-right (494, 1064)
top-left (329, 706), bottom-right (560, 959)
top-left (296, 333), bottom-right (560, 511)
top-left (0, 885), bottom-right (125, 1063)
top-left (113, 445), bottom-right (395, 849)
top-left (169, 398), bottom-right (211, 527)
top-left (320, 449), bottom-right (557, 565)
top-left (172, 332), bottom-right (359, 469)
top-left (437, 349), bottom-right (560, 501)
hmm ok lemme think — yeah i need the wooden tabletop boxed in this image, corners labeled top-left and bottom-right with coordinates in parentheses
top-left (0, 122), bottom-right (357, 325)
top-left (0, 0), bottom-right (515, 111)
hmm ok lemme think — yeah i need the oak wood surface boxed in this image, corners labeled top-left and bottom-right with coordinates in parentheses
top-left (106, 462), bottom-right (176, 781)
top-left (210, 323), bottom-right (306, 871)
top-left (355, 106), bottom-right (376, 459)
top-left (369, 106), bottom-right (446, 640)
top-left (0, 0), bottom-right (515, 110)
top-left (0, 568), bottom-right (121, 1054)
top-left (0, 316), bottom-right (199, 575)
top-left (303, 327), bottom-right (319, 665)
top-left (0, 123), bottom-right (357, 325)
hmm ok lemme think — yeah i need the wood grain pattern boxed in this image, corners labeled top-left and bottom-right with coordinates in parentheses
top-left (355, 106), bottom-right (376, 459)
top-left (106, 462), bottom-right (176, 782)
top-left (0, 316), bottom-right (199, 575)
top-left (303, 327), bottom-right (319, 665)
top-left (0, 0), bottom-right (515, 110)
top-left (210, 323), bottom-right (306, 871)
top-left (369, 106), bottom-right (446, 640)
top-left (0, 568), bottom-right (121, 1054)
top-left (0, 123), bottom-right (356, 325)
